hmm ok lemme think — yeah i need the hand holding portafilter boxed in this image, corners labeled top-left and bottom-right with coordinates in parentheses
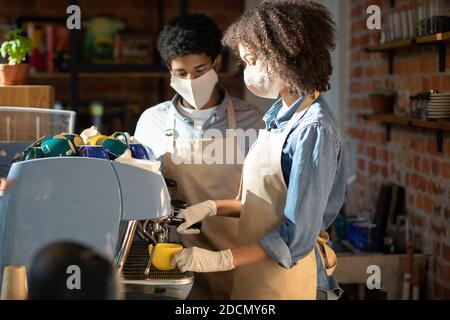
top-left (175, 200), bottom-right (217, 235)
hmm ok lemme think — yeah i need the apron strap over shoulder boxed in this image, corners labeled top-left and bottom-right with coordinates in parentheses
top-left (283, 91), bottom-right (321, 136)
top-left (226, 98), bottom-right (237, 131)
top-left (165, 106), bottom-right (176, 153)
top-left (166, 104), bottom-right (176, 132)
top-left (294, 91), bottom-right (320, 115)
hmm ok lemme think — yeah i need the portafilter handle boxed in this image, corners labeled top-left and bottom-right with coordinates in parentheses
top-left (168, 198), bottom-right (202, 229)
top-left (171, 198), bottom-right (190, 211)
top-left (166, 216), bottom-right (202, 230)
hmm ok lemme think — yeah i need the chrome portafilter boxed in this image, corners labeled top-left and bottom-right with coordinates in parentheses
top-left (139, 198), bottom-right (202, 244)
top-left (141, 219), bottom-right (170, 243)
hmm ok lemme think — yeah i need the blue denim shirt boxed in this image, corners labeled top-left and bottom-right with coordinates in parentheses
top-left (259, 95), bottom-right (345, 299)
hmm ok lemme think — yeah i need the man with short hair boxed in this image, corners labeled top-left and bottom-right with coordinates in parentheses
top-left (134, 14), bottom-right (264, 300)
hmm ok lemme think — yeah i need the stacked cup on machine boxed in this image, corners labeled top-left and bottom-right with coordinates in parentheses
top-left (14, 126), bottom-right (151, 162)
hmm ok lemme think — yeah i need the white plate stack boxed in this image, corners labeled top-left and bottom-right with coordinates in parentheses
top-left (427, 93), bottom-right (450, 119)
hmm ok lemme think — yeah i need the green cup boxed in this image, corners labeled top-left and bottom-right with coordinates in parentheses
top-left (110, 131), bottom-right (129, 145)
top-left (24, 147), bottom-right (45, 161)
top-left (38, 135), bottom-right (54, 146)
top-left (41, 138), bottom-right (77, 158)
top-left (57, 133), bottom-right (84, 147)
top-left (102, 138), bottom-right (130, 160)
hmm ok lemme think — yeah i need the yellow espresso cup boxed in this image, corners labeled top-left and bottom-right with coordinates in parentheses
top-left (87, 135), bottom-right (108, 146)
top-left (148, 243), bottom-right (183, 271)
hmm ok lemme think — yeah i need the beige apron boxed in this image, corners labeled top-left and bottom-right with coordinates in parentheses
top-left (163, 99), bottom-right (243, 299)
top-left (231, 92), bottom-right (337, 300)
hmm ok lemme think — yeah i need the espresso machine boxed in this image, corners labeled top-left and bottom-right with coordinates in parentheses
top-left (0, 157), bottom-right (194, 299)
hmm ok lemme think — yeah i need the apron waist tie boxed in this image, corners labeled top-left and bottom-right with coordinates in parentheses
top-left (316, 231), bottom-right (337, 277)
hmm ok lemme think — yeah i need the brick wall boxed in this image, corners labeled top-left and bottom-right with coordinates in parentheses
top-left (0, 0), bottom-right (245, 131)
top-left (347, 0), bottom-right (450, 299)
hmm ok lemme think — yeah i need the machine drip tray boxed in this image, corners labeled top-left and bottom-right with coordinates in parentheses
top-left (122, 240), bottom-right (194, 286)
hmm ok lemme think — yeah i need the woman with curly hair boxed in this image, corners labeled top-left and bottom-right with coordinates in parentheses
top-left (134, 14), bottom-right (264, 300)
top-left (172, 0), bottom-right (345, 300)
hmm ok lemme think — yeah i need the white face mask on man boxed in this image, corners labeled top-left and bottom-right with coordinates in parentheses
top-left (170, 68), bottom-right (219, 110)
top-left (243, 63), bottom-right (283, 99)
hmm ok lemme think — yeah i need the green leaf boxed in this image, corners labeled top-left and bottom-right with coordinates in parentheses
top-left (1, 28), bottom-right (32, 64)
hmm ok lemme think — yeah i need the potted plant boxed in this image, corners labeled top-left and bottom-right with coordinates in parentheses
top-left (369, 80), bottom-right (396, 114)
top-left (0, 29), bottom-right (32, 86)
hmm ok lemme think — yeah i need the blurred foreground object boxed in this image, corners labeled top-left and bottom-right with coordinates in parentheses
top-left (0, 265), bottom-right (28, 300)
top-left (28, 241), bottom-right (123, 300)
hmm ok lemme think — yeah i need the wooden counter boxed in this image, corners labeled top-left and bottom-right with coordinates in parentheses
top-left (335, 251), bottom-right (428, 300)
top-left (0, 85), bottom-right (55, 142)
top-left (0, 85), bottom-right (54, 108)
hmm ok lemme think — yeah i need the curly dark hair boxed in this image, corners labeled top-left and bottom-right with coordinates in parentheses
top-left (157, 14), bottom-right (223, 65)
top-left (223, 0), bottom-right (336, 94)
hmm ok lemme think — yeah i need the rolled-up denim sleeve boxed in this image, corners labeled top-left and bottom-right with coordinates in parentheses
top-left (260, 123), bottom-right (338, 269)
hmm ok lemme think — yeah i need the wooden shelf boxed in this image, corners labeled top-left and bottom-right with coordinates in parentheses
top-left (30, 72), bottom-right (69, 79)
top-left (361, 113), bottom-right (408, 125)
top-left (361, 113), bottom-right (450, 130)
top-left (366, 32), bottom-right (450, 51)
top-left (77, 63), bottom-right (166, 73)
top-left (411, 117), bottom-right (450, 130)
top-left (416, 31), bottom-right (450, 43)
top-left (30, 71), bottom-right (240, 79)
top-left (31, 71), bottom-right (168, 79)
top-left (366, 39), bottom-right (412, 52)
top-left (365, 32), bottom-right (450, 73)
top-left (360, 113), bottom-right (449, 152)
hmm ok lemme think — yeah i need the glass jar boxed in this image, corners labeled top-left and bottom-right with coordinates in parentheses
top-left (428, 0), bottom-right (450, 34)
top-left (415, 0), bottom-right (429, 36)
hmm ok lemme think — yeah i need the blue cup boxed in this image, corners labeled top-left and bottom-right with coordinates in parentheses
top-left (129, 144), bottom-right (150, 160)
top-left (77, 146), bottom-right (110, 160)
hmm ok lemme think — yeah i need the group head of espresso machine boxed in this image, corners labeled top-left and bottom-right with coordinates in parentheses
top-left (0, 157), bottom-right (197, 299)
top-left (140, 197), bottom-right (201, 243)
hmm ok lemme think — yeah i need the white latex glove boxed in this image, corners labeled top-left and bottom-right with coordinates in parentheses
top-left (172, 247), bottom-right (235, 273)
top-left (175, 200), bottom-right (217, 235)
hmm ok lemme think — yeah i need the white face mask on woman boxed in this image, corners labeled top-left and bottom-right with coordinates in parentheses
top-left (243, 64), bottom-right (282, 99)
top-left (170, 68), bottom-right (219, 110)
